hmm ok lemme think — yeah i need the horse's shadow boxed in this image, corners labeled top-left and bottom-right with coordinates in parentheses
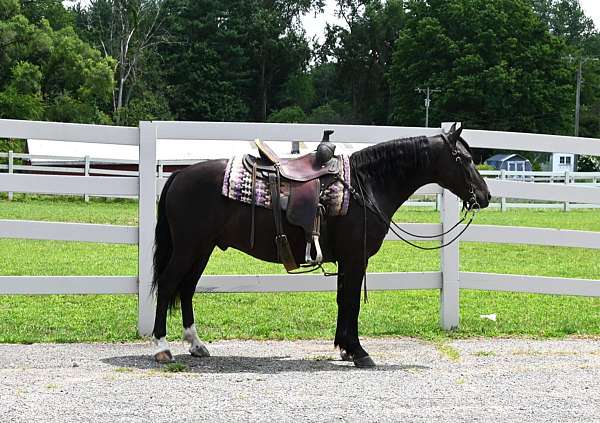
top-left (102, 354), bottom-right (430, 374)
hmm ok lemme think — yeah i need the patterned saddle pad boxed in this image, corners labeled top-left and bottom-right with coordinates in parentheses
top-left (222, 155), bottom-right (352, 216)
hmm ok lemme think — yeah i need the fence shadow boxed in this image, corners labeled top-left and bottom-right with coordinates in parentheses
top-left (102, 354), bottom-right (430, 374)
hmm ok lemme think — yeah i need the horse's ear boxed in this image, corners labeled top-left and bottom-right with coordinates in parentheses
top-left (454, 125), bottom-right (463, 139)
top-left (450, 122), bottom-right (457, 133)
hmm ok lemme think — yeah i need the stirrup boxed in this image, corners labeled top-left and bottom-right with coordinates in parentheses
top-left (304, 235), bottom-right (323, 265)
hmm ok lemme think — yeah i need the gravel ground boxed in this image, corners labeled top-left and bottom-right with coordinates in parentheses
top-left (1, 338), bottom-right (599, 422)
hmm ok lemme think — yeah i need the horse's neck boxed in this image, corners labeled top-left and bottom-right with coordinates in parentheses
top-left (358, 147), bottom-right (435, 220)
top-left (374, 170), bottom-right (434, 219)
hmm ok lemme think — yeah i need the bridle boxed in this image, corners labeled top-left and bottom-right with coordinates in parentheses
top-left (340, 132), bottom-right (481, 251)
top-left (444, 132), bottom-right (482, 215)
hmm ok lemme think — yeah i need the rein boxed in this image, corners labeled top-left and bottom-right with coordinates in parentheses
top-left (338, 174), bottom-right (478, 251)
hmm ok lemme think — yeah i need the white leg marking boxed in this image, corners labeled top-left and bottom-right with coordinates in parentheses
top-left (153, 336), bottom-right (174, 362)
top-left (153, 336), bottom-right (170, 354)
top-left (183, 324), bottom-right (210, 357)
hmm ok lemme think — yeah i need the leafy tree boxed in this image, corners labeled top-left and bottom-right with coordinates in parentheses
top-left (388, 0), bottom-right (573, 135)
top-left (0, 4), bottom-right (115, 126)
top-left (531, 0), bottom-right (595, 47)
top-left (20, 0), bottom-right (75, 29)
top-left (0, 61), bottom-right (44, 120)
top-left (0, 0), bottom-right (20, 20)
top-left (320, 0), bottom-right (406, 124)
top-left (279, 73), bottom-right (316, 111)
top-left (159, 0), bottom-right (321, 122)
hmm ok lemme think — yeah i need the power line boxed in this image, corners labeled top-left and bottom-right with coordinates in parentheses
top-left (415, 87), bottom-right (441, 127)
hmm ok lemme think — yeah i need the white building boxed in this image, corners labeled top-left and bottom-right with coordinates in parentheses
top-left (551, 153), bottom-right (575, 173)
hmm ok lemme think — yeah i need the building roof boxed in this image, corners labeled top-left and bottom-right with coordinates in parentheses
top-left (27, 139), bottom-right (370, 163)
top-left (485, 153), bottom-right (529, 163)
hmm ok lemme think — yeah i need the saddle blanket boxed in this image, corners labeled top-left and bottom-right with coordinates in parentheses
top-left (222, 155), bottom-right (352, 216)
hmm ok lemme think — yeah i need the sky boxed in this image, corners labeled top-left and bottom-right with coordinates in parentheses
top-left (301, 0), bottom-right (344, 43)
top-left (580, 0), bottom-right (600, 29)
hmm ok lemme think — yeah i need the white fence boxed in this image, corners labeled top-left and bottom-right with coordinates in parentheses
top-left (3, 152), bottom-right (600, 210)
top-left (1, 119), bottom-right (600, 335)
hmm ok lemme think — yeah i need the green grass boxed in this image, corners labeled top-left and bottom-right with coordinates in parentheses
top-left (0, 196), bottom-right (599, 343)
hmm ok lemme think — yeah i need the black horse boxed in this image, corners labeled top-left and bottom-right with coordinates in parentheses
top-left (151, 124), bottom-right (491, 367)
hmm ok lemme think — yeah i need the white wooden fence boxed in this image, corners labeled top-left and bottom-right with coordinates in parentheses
top-left (3, 151), bottom-right (600, 210)
top-left (1, 119), bottom-right (600, 335)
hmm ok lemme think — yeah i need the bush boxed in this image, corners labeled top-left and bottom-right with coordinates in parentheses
top-left (578, 155), bottom-right (600, 172)
top-left (306, 103), bottom-right (343, 124)
top-left (267, 106), bottom-right (306, 123)
top-left (114, 93), bottom-right (173, 126)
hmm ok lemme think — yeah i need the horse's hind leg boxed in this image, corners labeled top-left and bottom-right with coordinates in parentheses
top-left (152, 251), bottom-right (196, 363)
top-left (181, 250), bottom-right (213, 357)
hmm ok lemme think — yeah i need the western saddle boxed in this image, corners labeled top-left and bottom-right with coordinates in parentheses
top-left (243, 130), bottom-right (339, 271)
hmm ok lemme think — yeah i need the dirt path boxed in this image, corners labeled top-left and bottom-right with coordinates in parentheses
top-left (1, 338), bottom-right (599, 422)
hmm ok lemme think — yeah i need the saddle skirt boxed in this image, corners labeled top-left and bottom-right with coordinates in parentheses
top-left (222, 154), bottom-right (352, 216)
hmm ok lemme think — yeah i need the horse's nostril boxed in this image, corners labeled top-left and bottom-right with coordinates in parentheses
top-left (487, 192), bottom-right (492, 201)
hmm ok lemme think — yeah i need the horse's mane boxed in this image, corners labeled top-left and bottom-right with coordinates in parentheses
top-left (350, 136), bottom-right (431, 183)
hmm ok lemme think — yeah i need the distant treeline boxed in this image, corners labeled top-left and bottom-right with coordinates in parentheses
top-left (2, 0), bottom-right (600, 145)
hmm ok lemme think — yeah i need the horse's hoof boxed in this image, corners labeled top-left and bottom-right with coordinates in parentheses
top-left (353, 355), bottom-right (376, 368)
top-left (340, 349), bottom-right (353, 361)
top-left (190, 344), bottom-right (210, 358)
top-left (154, 350), bottom-right (174, 363)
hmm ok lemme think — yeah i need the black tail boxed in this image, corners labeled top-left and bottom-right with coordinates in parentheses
top-left (151, 170), bottom-right (179, 295)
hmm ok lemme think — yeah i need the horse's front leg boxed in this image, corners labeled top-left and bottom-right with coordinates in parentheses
top-left (334, 260), bottom-right (376, 368)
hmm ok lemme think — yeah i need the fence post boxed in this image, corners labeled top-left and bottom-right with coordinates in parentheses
top-left (564, 170), bottom-right (570, 212)
top-left (138, 121), bottom-right (157, 336)
top-left (8, 150), bottom-right (13, 201)
top-left (500, 169), bottom-right (506, 212)
top-left (440, 189), bottom-right (460, 330)
top-left (439, 122), bottom-right (460, 330)
top-left (84, 155), bottom-right (90, 202)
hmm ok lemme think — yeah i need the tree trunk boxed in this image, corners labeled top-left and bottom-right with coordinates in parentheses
top-left (260, 55), bottom-right (267, 121)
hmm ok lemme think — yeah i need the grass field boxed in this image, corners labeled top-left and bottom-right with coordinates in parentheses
top-left (0, 195), bottom-right (599, 343)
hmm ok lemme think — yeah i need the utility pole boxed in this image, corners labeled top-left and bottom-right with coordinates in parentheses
top-left (575, 58), bottom-right (582, 137)
top-left (416, 87), bottom-right (441, 127)
top-left (565, 55), bottom-right (599, 137)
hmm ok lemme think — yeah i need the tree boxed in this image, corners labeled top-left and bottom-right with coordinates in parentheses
top-left (0, 0), bottom-right (20, 20)
top-left (159, 0), bottom-right (321, 122)
top-left (74, 0), bottom-right (170, 120)
top-left (388, 0), bottom-right (573, 135)
top-left (531, 0), bottom-right (595, 47)
top-left (0, 4), bottom-right (115, 126)
top-left (20, 0), bottom-right (75, 29)
top-left (319, 0), bottom-right (406, 124)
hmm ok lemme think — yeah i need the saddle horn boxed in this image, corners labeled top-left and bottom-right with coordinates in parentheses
top-left (316, 130), bottom-right (336, 165)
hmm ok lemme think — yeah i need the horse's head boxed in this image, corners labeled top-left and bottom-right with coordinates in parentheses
top-left (433, 124), bottom-right (490, 210)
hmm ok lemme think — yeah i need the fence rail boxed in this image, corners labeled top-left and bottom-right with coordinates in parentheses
top-left (1, 119), bottom-right (600, 335)
top-left (2, 152), bottom-right (599, 209)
